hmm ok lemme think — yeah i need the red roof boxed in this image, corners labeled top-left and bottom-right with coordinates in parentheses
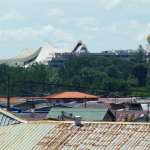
top-left (44, 92), bottom-right (100, 99)
top-left (0, 97), bottom-right (24, 101)
top-left (0, 97), bottom-right (44, 101)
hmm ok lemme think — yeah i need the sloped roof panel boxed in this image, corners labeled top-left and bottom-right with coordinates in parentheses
top-left (33, 122), bottom-right (150, 150)
top-left (35, 40), bottom-right (86, 63)
top-left (0, 122), bottom-right (150, 149)
top-left (46, 108), bottom-right (108, 121)
top-left (0, 108), bottom-right (27, 126)
top-left (0, 48), bottom-right (41, 64)
top-left (45, 91), bottom-right (100, 99)
top-left (0, 113), bottom-right (20, 126)
top-left (0, 123), bottom-right (56, 150)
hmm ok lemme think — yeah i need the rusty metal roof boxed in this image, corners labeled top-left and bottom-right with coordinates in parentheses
top-left (1, 121), bottom-right (150, 149)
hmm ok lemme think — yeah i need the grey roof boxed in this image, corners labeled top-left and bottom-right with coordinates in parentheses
top-left (35, 40), bottom-right (88, 63)
top-left (0, 108), bottom-right (27, 126)
top-left (0, 47), bottom-right (41, 65)
top-left (0, 112), bottom-right (20, 126)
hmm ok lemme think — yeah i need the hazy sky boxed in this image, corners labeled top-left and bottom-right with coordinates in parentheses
top-left (0, 0), bottom-right (150, 59)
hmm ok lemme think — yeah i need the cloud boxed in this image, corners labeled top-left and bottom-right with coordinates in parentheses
top-left (47, 9), bottom-right (65, 17)
top-left (0, 25), bottom-right (74, 44)
top-left (0, 10), bottom-right (25, 21)
top-left (95, 0), bottom-right (150, 11)
top-left (76, 17), bottom-right (98, 27)
top-left (98, 20), bottom-right (150, 46)
top-left (59, 17), bottom-right (98, 29)
top-left (97, 0), bottom-right (122, 10)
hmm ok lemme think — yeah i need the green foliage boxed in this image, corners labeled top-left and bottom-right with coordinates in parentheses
top-left (0, 54), bottom-right (150, 98)
top-left (132, 63), bottom-right (148, 87)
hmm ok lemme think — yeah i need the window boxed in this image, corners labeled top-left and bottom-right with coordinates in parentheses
top-left (49, 100), bottom-right (52, 103)
top-left (56, 99), bottom-right (60, 103)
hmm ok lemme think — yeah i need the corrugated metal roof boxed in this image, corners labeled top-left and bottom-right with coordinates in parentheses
top-left (0, 121), bottom-right (150, 150)
top-left (0, 123), bottom-right (55, 150)
top-left (1, 121), bottom-right (150, 149)
top-left (0, 108), bottom-right (27, 126)
top-left (46, 108), bottom-right (108, 121)
top-left (118, 113), bottom-right (144, 122)
top-left (0, 113), bottom-right (20, 126)
top-left (32, 123), bottom-right (150, 150)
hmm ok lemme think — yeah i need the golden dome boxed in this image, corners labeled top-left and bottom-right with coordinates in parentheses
top-left (147, 34), bottom-right (150, 44)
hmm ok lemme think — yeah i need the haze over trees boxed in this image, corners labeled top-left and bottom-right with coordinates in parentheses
top-left (0, 54), bottom-right (150, 98)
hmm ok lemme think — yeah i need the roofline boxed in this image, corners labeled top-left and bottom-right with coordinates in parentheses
top-left (45, 97), bottom-right (100, 99)
top-left (0, 108), bottom-right (28, 124)
top-left (28, 120), bottom-right (150, 125)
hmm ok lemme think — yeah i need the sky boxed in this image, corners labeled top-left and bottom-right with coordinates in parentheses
top-left (0, 0), bottom-right (150, 59)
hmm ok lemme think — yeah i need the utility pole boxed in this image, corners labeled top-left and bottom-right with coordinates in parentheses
top-left (61, 111), bottom-right (64, 121)
top-left (85, 96), bottom-right (86, 108)
top-left (115, 110), bottom-right (116, 122)
top-left (147, 103), bottom-right (149, 122)
top-left (7, 76), bottom-right (10, 111)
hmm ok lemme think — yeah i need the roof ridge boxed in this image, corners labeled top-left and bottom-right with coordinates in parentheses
top-left (28, 120), bottom-right (150, 125)
top-left (0, 108), bottom-right (28, 124)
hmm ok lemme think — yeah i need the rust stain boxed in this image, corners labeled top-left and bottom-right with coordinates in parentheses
top-left (30, 123), bottom-right (150, 149)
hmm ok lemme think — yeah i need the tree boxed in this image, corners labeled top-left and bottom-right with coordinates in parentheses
top-left (131, 44), bottom-right (144, 63)
top-left (132, 64), bottom-right (148, 87)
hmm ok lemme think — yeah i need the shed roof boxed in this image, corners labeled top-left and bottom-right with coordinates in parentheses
top-left (1, 121), bottom-right (150, 149)
top-left (0, 108), bottom-right (27, 126)
top-left (45, 91), bottom-right (100, 99)
top-left (46, 108), bottom-right (109, 121)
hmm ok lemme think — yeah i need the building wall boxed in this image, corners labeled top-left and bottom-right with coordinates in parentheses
top-left (103, 112), bottom-right (115, 122)
top-left (48, 51), bottom-right (150, 68)
top-left (46, 98), bottom-right (98, 105)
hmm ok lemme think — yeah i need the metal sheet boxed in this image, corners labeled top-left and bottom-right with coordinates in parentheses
top-left (0, 123), bottom-right (56, 150)
top-left (33, 123), bottom-right (150, 150)
top-left (0, 122), bottom-right (150, 149)
top-left (0, 113), bottom-right (19, 126)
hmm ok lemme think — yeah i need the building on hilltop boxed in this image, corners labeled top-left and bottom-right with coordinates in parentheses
top-left (1, 34), bottom-right (150, 67)
top-left (0, 48), bottom-right (42, 67)
top-left (34, 40), bottom-right (88, 66)
top-left (0, 40), bottom-right (89, 67)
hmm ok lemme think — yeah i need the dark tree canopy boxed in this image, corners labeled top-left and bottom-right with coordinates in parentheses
top-left (0, 55), bottom-right (150, 98)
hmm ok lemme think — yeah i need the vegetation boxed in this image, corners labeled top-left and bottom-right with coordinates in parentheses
top-left (0, 54), bottom-right (150, 98)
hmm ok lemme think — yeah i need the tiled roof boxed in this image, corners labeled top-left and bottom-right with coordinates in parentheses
top-left (1, 121), bottom-right (150, 149)
top-left (0, 97), bottom-right (45, 101)
top-left (0, 97), bottom-right (25, 101)
top-left (44, 91), bottom-right (100, 99)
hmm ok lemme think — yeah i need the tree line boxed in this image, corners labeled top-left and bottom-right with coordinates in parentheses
top-left (0, 53), bottom-right (150, 98)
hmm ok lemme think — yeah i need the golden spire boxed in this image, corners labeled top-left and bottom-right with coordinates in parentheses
top-left (147, 33), bottom-right (150, 45)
